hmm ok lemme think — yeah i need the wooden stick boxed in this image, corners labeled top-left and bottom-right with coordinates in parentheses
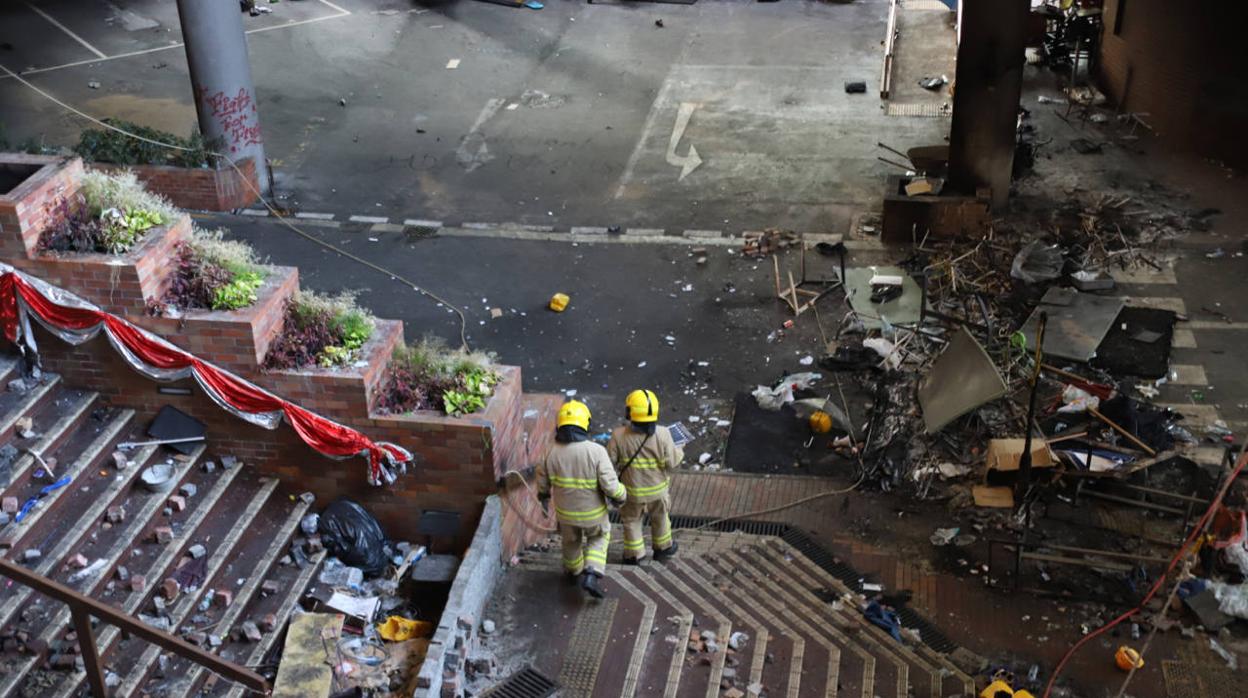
top-left (1041, 364), bottom-right (1090, 383)
top-left (1089, 407), bottom-right (1157, 456)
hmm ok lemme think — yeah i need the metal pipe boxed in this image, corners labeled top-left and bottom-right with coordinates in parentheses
top-left (0, 558), bottom-right (270, 696)
top-left (1078, 490), bottom-right (1186, 515)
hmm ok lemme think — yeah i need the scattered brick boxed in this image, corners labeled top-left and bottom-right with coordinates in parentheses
top-left (260, 613), bottom-right (278, 632)
top-left (115, 566), bottom-right (129, 582)
top-left (179, 483), bottom-right (197, 498)
top-left (153, 526), bottom-right (173, 544)
top-left (110, 451), bottom-right (129, 470)
top-left (304, 535), bottom-right (324, 554)
top-left (260, 580), bottom-right (280, 596)
top-left (130, 575), bottom-right (147, 593)
top-left (1, 498), bottom-right (18, 515)
top-left (106, 506), bottom-right (125, 524)
top-left (68, 553), bottom-right (89, 568)
top-left (167, 496), bottom-right (186, 513)
top-left (240, 621), bottom-right (262, 643)
top-left (160, 578), bottom-right (180, 601)
top-left (214, 589), bottom-right (233, 608)
top-left (185, 631), bottom-right (207, 646)
top-left (187, 544), bottom-right (207, 559)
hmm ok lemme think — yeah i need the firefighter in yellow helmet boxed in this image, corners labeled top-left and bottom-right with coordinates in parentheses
top-left (535, 400), bottom-right (626, 598)
top-left (607, 389), bottom-right (684, 564)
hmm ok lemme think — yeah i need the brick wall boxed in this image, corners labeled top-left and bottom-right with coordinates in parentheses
top-left (8, 214), bottom-right (190, 316)
top-left (1098, 0), bottom-right (1248, 168)
top-left (132, 266), bottom-right (299, 371)
top-left (0, 155), bottom-right (83, 260)
top-left (2, 151), bottom-right (561, 560)
top-left (89, 158), bottom-right (259, 212)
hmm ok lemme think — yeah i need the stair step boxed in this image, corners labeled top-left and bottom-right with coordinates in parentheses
top-left (2, 451), bottom-right (240, 698)
top-left (682, 555), bottom-right (837, 698)
top-left (0, 381), bottom-right (87, 492)
top-left (713, 550), bottom-right (875, 698)
top-left (622, 567), bottom-right (694, 698)
top-left (647, 565), bottom-right (733, 698)
top-left (608, 571), bottom-right (659, 698)
top-left (83, 477), bottom-right (281, 697)
top-left (0, 374), bottom-right (62, 445)
top-left (218, 550), bottom-right (327, 698)
top-left (0, 405), bottom-right (131, 552)
top-left (0, 447), bottom-right (209, 698)
top-left (743, 546), bottom-right (913, 698)
top-left (761, 540), bottom-right (973, 698)
top-left (0, 441), bottom-right (161, 643)
top-left (666, 559), bottom-right (773, 696)
top-left (138, 493), bottom-right (316, 697)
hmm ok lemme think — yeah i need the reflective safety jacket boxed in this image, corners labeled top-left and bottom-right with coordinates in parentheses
top-left (536, 441), bottom-right (626, 527)
top-left (606, 425), bottom-right (683, 503)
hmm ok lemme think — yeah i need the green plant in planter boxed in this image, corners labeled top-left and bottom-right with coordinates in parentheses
top-left (443, 389), bottom-right (487, 417)
top-left (211, 269), bottom-right (264, 310)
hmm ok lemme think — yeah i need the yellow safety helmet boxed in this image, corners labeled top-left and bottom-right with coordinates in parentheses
top-left (557, 400), bottom-right (591, 430)
top-left (809, 410), bottom-right (833, 434)
top-left (625, 389), bottom-right (660, 423)
top-left (1115, 645), bottom-right (1144, 672)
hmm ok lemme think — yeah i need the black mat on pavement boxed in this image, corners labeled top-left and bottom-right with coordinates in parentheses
top-left (723, 392), bottom-right (852, 476)
top-left (1091, 307), bottom-right (1176, 379)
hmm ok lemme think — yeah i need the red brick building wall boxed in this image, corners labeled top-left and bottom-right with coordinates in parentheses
top-left (1098, 0), bottom-right (1248, 168)
top-left (88, 158), bottom-right (259, 212)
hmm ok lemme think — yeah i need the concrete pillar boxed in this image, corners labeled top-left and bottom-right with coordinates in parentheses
top-left (176, 0), bottom-right (270, 193)
top-left (946, 0), bottom-right (1028, 209)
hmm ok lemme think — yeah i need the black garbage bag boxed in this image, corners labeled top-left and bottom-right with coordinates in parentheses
top-left (317, 498), bottom-right (390, 576)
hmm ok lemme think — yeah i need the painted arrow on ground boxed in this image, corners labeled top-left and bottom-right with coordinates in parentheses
top-left (665, 101), bottom-right (703, 181)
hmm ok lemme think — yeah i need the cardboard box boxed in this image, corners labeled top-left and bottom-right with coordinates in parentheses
top-left (985, 438), bottom-right (1055, 472)
top-left (904, 178), bottom-right (934, 196)
top-left (972, 485), bottom-right (1014, 508)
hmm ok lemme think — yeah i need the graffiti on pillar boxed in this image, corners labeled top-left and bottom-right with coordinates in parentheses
top-left (199, 87), bottom-right (263, 153)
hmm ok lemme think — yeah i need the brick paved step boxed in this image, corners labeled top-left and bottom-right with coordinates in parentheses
top-left (748, 545), bottom-right (921, 698)
top-left (152, 494), bottom-right (316, 697)
top-left (758, 540), bottom-right (974, 698)
top-left (669, 557), bottom-right (812, 698)
top-left (663, 559), bottom-right (774, 697)
top-left (645, 564), bottom-right (733, 698)
top-left (116, 477), bottom-right (299, 696)
top-left (0, 373), bottom-right (62, 446)
top-left (616, 567), bottom-right (693, 698)
top-left (54, 475), bottom-right (281, 696)
top-left (215, 548), bottom-right (325, 698)
top-left (763, 538), bottom-right (974, 696)
top-left (0, 444), bottom-right (212, 698)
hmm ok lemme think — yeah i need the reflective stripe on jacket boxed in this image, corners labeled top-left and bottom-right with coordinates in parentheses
top-left (536, 440), bottom-right (625, 527)
top-left (606, 425), bottom-right (683, 502)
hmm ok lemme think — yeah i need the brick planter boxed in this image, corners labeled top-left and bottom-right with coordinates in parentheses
top-left (88, 158), bottom-right (258, 212)
top-left (0, 154), bottom-right (83, 260)
top-left (133, 265), bottom-right (299, 373)
top-left (11, 213), bottom-right (191, 316)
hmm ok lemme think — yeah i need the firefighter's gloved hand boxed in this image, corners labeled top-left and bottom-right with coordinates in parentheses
top-left (610, 495), bottom-right (626, 508)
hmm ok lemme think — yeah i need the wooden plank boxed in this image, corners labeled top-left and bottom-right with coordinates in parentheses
top-left (272, 613), bottom-right (346, 698)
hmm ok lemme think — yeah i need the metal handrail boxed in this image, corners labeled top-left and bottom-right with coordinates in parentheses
top-left (0, 558), bottom-right (270, 697)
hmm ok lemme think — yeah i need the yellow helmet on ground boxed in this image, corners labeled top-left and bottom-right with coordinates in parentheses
top-left (557, 400), bottom-right (591, 430)
top-left (625, 389), bottom-right (660, 423)
top-left (1114, 645), bottom-right (1144, 672)
top-left (809, 410), bottom-right (833, 434)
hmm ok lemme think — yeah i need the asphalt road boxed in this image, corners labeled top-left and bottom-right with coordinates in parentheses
top-left (0, 0), bottom-right (953, 234)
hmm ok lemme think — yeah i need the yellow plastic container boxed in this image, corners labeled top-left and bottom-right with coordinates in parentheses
top-left (549, 293), bottom-right (570, 312)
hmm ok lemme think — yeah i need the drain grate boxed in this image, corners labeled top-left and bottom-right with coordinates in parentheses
top-left (885, 102), bottom-right (950, 117)
top-left (482, 667), bottom-right (559, 698)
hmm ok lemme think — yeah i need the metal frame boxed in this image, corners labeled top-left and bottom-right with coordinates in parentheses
top-left (0, 558), bottom-right (269, 697)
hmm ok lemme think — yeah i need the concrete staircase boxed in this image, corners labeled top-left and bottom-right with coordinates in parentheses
top-left (0, 354), bottom-right (321, 697)
top-left (515, 527), bottom-right (976, 698)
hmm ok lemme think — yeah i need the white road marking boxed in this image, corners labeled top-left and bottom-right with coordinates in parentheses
top-left (294, 212), bottom-right (335, 220)
top-left (25, 2), bottom-right (107, 60)
top-left (1, 6), bottom-right (350, 79)
top-left (1185, 321), bottom-right (1248, 330)
top-left (455, 98), bottom-right (504, 173)
top-left (348, 215), bottom-right (389, 224)
top-left (1168, 364), bottom-right (1208, 386)
top-left (613, 73), bottom-right (677, 199)
top-left (314, 0), bottom-right (352, 15)
top-left (1171, 328), bottom-right (1197, 348)
top-left (404, 219), bottom-right (443, 228)
top-left (665, 101), bottom-right (703, 181)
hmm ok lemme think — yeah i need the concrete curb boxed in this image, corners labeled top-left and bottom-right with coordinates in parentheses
top-left (414, 496), bottom-right (503, 698)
